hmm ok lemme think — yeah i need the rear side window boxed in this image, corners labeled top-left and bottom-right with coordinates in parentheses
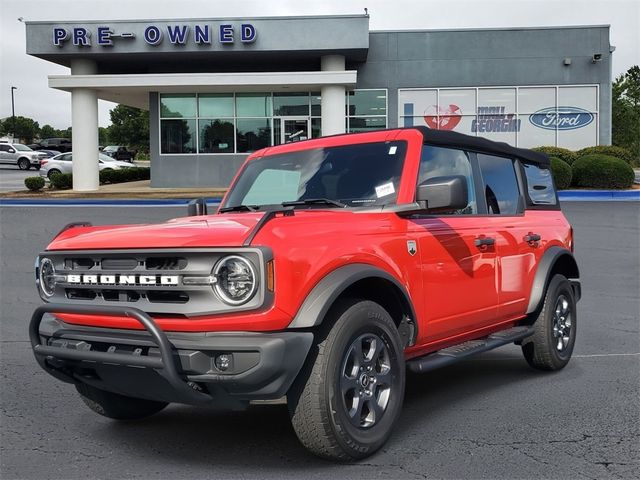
top-left (522, 163), bottom-right (557, 206)
top-left (477, 154), bottom-right (520, 215)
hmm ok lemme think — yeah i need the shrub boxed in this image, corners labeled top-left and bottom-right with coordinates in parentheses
top-left (24, 176), bottom-right (45, 191)
top-left (576, 145), bottom-right (638, 166)
top-left (571, 154), bottom-right (635, 189)
top-left (49, 172), bottom-right (73, 190)
top-left (532, 146), bottom-right (578, 165)
top-left (99, 167), bottom-right (150, 185)
top-left (549, 157), bottom-right (572, 189)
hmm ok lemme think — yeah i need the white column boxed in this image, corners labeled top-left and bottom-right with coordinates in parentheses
top-left (320, 55), bottom-right (346, 136)
top-left (70, 59), bottom-right (99, 191)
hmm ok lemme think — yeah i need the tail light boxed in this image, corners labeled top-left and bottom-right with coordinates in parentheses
top-left (40, 160), bottom-right (48, 166)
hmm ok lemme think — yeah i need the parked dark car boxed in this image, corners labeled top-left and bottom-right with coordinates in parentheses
top-left (32, 138), bottom-right (72, 153)
top-left (37, 149), bottom-right (61, 158)
top-left (102, 145), bottom-right (135, 162)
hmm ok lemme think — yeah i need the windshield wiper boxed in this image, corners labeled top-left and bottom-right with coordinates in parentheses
top-left (281, 198), bottom-right (347, 208)
top-left (218, 204), bottom-right (260, 213)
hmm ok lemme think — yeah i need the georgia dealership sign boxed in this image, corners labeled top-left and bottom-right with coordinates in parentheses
top-left (52, 23), bottom-right (257, 47)
top-left (529, 107), bottom-right (594, 130)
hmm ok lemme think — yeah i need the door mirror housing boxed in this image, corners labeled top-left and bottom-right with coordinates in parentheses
top-left (416, 175), bottom-right (468, 213)
top-left (8, 148), bottom-right (15, 153)
top-left (187, 197), bottom-right (208, 216)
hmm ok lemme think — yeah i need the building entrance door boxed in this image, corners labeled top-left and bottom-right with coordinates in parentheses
top-left (273, 117), bottom-right (310, 145)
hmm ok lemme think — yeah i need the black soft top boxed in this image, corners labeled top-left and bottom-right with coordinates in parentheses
top-left (410, 126), bottom-right (550, 167)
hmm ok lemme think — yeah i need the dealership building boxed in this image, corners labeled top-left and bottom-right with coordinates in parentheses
top-left (25, 15), bottom-right (613, 190)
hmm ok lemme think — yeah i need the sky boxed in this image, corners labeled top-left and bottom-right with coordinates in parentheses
top-left (0, 0), bottom-right (638, 129)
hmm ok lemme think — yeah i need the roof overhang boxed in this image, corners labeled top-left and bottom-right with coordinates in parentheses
top-left (48, 71), bottom-right (359, 109)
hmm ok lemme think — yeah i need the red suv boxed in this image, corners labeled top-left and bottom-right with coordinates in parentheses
top-left (31, 127), bottom-right (580, 461)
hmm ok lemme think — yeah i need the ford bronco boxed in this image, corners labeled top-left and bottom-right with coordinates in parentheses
top-left (31, 127), bottom-right (580, 460)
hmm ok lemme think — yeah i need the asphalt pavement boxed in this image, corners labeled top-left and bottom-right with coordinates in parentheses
top-left (0, 166), bottom-right (39, 192)
top-left (0, 202), bottom-right (638, 479)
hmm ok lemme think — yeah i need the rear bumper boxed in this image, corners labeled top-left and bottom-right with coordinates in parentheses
top-left (30, 304), bottom-right (313, 407)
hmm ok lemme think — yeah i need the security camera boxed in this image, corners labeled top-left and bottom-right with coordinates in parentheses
top-left (592, 53), bottom-right (602, 63)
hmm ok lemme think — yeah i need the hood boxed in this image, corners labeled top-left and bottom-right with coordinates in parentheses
top-left (46, 213), bottom-right (265, 250)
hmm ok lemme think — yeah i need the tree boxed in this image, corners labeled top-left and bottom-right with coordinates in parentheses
top-left (612, 65), bottom-right (640, 163)
top-left (107, 105), bottom-right (149, 151)
top-left (0, 116), bottom-right (40, 143)
top-left (98, 127), bottom-right (110, 146)
top-left (40, 124), bottom-right (57, 139)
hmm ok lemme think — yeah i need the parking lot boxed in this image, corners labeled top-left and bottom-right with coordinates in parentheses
top-left (0, 201), bottom-right (638, 479)
top-left (0, 166), bottom-right (40, 192)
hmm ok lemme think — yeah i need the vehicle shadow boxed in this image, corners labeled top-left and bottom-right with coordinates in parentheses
top-left (90, 350), bottom-right (558, 469)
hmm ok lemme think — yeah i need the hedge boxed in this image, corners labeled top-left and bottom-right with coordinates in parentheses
top-left (571, 154), bottom-right (635, 189)
top-left (24, 176), bottom-right (45, 191)
top-left (99, 167), bottom-right (150, 184)
top-left (549, 157), bottom-right (572, 189)
top-left (576, 145), bottom-right (637, 166)
top-left (49, 172), bottom-right (73, 190)
top-left (531, 146), bottom-right (578, 165)
top-left (48, 167), bottom-right (151, 190)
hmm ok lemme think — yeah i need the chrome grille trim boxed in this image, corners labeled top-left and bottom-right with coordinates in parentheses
top-left (38, 248), bottom-right (272, 317)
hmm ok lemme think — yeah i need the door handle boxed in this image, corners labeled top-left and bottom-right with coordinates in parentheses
top-left (474, 237), bottom-right (495, 248)
top-left (523, 233), bottom-right (541, 243)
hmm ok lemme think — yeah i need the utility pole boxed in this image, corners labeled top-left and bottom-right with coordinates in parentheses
top-left (11, 86), bottom-right (17, 141)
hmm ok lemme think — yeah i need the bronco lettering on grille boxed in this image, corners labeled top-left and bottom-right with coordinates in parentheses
top-left (66, 274), bottom-right (180, 286)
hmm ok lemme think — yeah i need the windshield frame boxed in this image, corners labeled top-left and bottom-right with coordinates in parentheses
top-left (221, 139), bottom-right (409, 212)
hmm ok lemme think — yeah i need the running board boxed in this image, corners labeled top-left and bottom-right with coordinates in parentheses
top-left (407, 326), bottom-right (534, 373)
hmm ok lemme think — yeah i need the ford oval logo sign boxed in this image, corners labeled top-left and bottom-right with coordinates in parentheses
top-left (529, 107), bottom-right (594, 130)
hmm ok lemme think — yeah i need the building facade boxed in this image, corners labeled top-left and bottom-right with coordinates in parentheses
top-left (25, 15), bottom-right (613, 189)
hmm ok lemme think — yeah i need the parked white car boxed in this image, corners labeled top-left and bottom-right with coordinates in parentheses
top-left (40, 152), bottom-right (134, 179)
top-left (0, 142), bottom-right (47, 170)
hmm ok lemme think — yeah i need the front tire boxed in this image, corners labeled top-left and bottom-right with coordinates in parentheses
top-left (522, 274), bottom-right (577, 371)
top-left (288, 299), bottom-right (405, 461)
top-left (75, 383), bottom-right (168, 420)
top-left (18, 158), bottom-right (30, 170)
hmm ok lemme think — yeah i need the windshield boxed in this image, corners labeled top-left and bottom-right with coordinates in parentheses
top-left (13, 144), bottom-right (32, 151)
top-left (103, 146), bottom-right (118, 152)
top-left (223, 141), bottom-right (407, 209)
top-left (99, 153), bottom-right (118, 162)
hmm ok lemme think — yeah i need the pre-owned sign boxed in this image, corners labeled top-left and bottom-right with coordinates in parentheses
top-left (52, 23), bottom-right (257, 47)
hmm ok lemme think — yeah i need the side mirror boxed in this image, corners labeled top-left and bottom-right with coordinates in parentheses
top-left (416, 175), bottom-right (468, 212)
top-left (8, 148), bottom-right (15, 153)
top-left (188, 197), bottom-right (208, 216)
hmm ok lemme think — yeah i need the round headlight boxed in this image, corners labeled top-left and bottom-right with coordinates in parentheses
top-left (214, 255), bottom-right (257, 305)
top-left (39, 257), bottom-right (56, 297)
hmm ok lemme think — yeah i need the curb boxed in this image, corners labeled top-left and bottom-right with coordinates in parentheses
top-left (0, 198), bottom-right (222, 207)
top-left (0, 192), bottom-right (637, 206)
top-left (558, 190), bottom-right (640, 201)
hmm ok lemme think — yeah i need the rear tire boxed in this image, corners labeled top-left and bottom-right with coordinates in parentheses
top-left (47, 169), bottom-right (61, 179)
top-left (18, 158), bottom-right (30, 170)
top-left (75, 383), bottom-right (168, 420)
top-left (522, 274), bottom-right (577, 371)
top-left (288, 299), bottom-right (405, 461)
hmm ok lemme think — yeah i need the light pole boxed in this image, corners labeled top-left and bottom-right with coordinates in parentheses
top-left (11, 86), bottom-right (17, 141)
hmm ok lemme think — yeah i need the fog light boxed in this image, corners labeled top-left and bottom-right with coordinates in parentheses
top-left (215, 354), bottom-right (233, 371)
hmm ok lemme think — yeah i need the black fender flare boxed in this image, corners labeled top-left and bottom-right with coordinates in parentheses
top-left (526, 246), bottom-right (580, 315)
top-left (288, 263), bottom-right (417, 334)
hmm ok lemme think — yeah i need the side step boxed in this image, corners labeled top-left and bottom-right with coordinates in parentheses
top-left (407, 326), bottom-right (534, 373)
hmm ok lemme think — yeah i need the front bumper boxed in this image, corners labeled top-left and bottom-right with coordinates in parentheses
top-left (30, 304), bottom-right (313, 407)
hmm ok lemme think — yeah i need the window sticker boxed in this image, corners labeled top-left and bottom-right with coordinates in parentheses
top-left (375, 182), bottom-right (395, 198)
top-left (388, 146), bottom-right (398, 155)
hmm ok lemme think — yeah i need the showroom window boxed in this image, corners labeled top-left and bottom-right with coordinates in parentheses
top-left (398, 85), bottom-right (599, 150)
top-left (347, 89), bottom-right (387, 133)
top-left (160, 92), bottom-right (327, 154)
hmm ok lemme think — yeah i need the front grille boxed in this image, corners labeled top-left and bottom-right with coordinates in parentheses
top-left (41, 248), bottom-right (267, 317)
